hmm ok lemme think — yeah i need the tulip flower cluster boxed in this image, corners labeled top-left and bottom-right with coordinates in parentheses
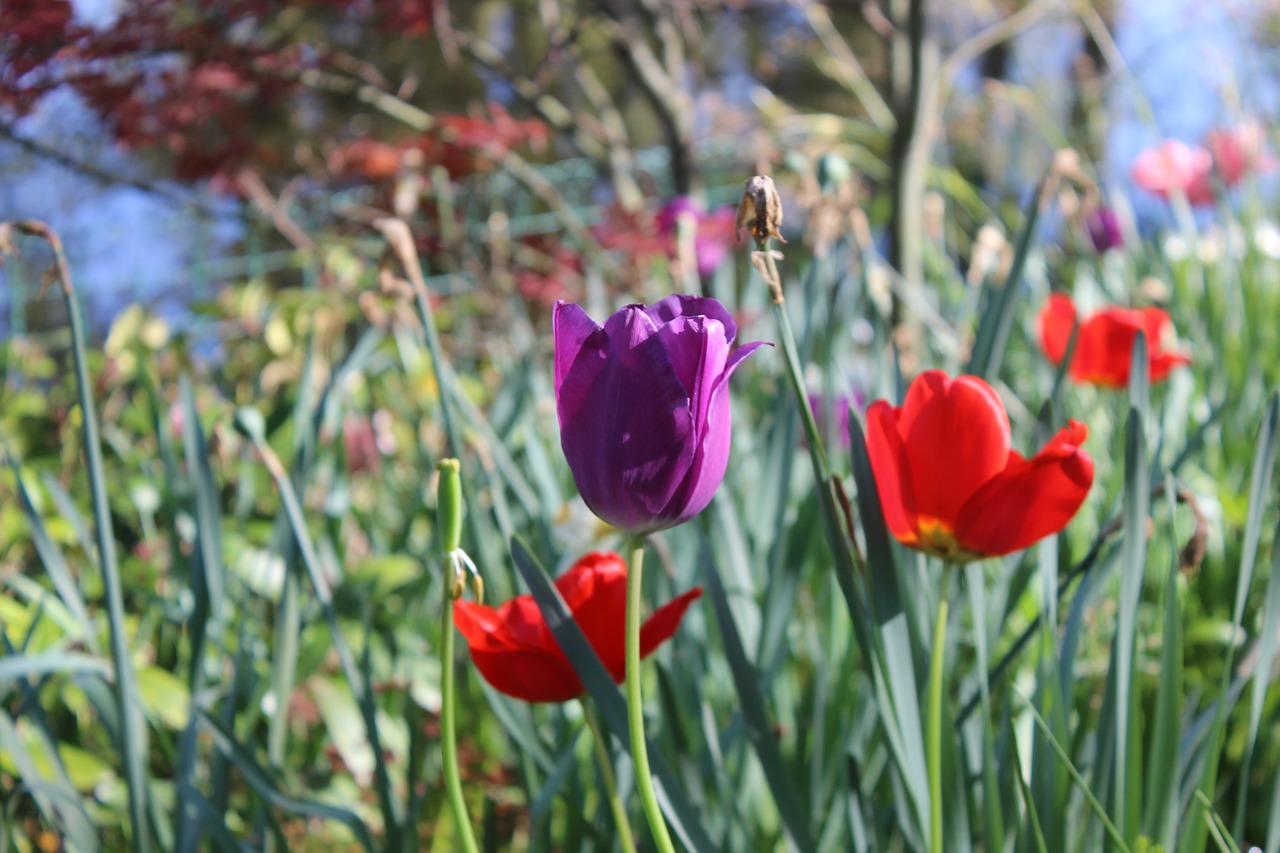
top-left (1131, 122), bottom-right (1271, 206)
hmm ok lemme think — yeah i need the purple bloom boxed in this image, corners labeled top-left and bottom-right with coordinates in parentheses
top-left (657, 196), bottom-right (738, 277)
top-left (554, 295), bottom-right (769, 533)
top-left (1085, 207), bottom-right (1123, 253)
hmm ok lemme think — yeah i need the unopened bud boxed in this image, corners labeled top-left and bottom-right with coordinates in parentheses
top-left (736, 175), bottom-right (786, 245)
top-left (435, 458), bottom-right (463, 555)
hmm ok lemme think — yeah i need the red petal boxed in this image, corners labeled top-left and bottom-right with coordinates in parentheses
top-left (557, 553), bottom-right (629, 678)
top-left (865, 399), bottom-right (921, 545)
top-left (638, 586), bottom-right (704, 672)
top-left (953, 420), bottom-right (1094, 556)
top-left (1039, 294), bottom-right (1077, 366)
top-left (454, 598), bottom-right (583, 702)
top-left (1071, 310), bottom-right (1140, 387)
top-left (466, 643), bottom-right (584, 703)
top-left (897, 371), bottom-right (1011, 527)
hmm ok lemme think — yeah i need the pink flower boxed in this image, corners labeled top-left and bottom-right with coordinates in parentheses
top-left (1206, 121), bottom-right (1272, 187)
top-left (1131, 140), bottom-right (1215, 206)
top-left (657, 196), bottom-right (738, 277)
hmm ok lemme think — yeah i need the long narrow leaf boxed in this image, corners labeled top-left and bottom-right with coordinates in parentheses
top-left (700, 538), bottom-right (815, 851)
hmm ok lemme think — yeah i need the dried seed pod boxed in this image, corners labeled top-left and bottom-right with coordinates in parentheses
top-left (736, 175), bottom-right (786, 244)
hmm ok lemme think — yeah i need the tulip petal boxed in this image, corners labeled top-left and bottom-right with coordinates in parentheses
top-left (664, 338), bottom-right (768, 527)
top-left (865, 399), bottom-right (921, 545)
top-left (552, 301), bottom-right (603, 395)
top-left (555, 553), bottom-right (629, 677)
top-left (464, 640), bottom-right (583, 702)
top-left (1072, 309), bottom-right (1147, 387)
top-left (1139, 307), bottom-right (1193, 382)
top-left (1038, 294), bottom-right (1077, 366)
top-left (557, 307), bottom-right (697, 532)
top-left (898, 371), bottom-right (1011, 527)
top-left (454, 598), bottom-right (583, 703)
top-left (645, 294), bottom-right (738, 345)
top-left (953, 420), bottom-right (1094, 556)
top-left (637, 586), bottom-right (704, 667)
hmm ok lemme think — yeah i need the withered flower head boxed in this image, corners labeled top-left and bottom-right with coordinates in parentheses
top-left (736, 175), bottom-right (786, 245)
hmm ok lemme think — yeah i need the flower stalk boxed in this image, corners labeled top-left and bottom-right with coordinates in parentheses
top-left (926, 591), bottom-right (950, 853)
top-left (437, 459), bottom-right (481, 853)
top-left (582, 699), bottom-right (639, 853)
top-left (625, 537), bottom-right (676, 853)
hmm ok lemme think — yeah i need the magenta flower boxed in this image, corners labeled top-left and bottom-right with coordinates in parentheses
top-left (1085, 207), bottom-right (1123, 253)
top-left (554, 295), bottom-right (768, 533)
top-left (657, 196), bottom-right (738, 277)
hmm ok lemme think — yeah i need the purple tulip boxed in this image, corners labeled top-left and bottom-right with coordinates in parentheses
top-left (1085, 207), bottom-right (1124, 253)
top-left (554, 294), bottom-right (769, 533)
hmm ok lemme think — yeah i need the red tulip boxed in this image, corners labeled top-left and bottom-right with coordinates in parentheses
top-left (866, 370), bottom-right (1093, 562)
top-left (453, 552), bottom-right (702, 703)
top-left (1038, 293), bottom-right (1191, 388)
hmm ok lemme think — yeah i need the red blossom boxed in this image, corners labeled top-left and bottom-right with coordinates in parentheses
top-left (866, 370), bottom-right (1094, 562)
top-left (1038, 293), bottom-right (1191, 388)
top-left (453, 552), bottom-right (703, 703)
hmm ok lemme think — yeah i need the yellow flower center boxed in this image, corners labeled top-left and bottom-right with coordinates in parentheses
top-left (914, 517), bottom-right (982, 563)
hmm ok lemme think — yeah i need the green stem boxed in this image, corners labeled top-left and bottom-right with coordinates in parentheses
top-left (582, 699), bottom-right (639, 853)
top-left (441, 588), bottom-right (481, 853)
top-left (625, 538), bottom-right (676, 853)
top-left (927, 594), bottom-right (949, 853)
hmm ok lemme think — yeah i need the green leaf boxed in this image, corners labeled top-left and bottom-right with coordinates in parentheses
top-left (700, 536), bottom-right (815, 851)
top-left (137, 666), bottom-right (191, 730)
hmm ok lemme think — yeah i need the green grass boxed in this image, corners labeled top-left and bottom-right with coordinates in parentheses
top-left (1, 172), bottom-right (1279, 853)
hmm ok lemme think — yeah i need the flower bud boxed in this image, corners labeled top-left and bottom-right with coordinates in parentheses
top-left (435, 458), bottom-right (463, 554)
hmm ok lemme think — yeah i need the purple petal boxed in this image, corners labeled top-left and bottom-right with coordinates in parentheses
top-left (552, 301), bottom-right (602, 396)
top-left (644, 294), bottom-right (739, 345)
top-left (664, 340), bottom-right (768, 525)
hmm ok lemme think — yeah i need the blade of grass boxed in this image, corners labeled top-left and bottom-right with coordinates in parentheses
top-left (3, 448), bottom-right (97, 651)
top-left (1143, 472), bottom-right (1184, 849)
top-left (1114, 358), bottom-right (1150, 845)
top-left (198, 710), bottom-right (375, 852)
top-left (965, 175), bottom-right (1046, 380)
top-left (1017, 690), bottom-right (1132, 853)
top-left (14, 223), bottom-right (151, 852)
top-left (1180, 392), bottom-right (1279, 853)
top-left (700, 536), bottom-right (815, 851)
top-left (1232, 512), bottom-right (1280, 839)
top-left (0, 708), bottom-right (99, 852)
top-left (236, 409), bottom-right (404, 850)
top-left (509, 536), bottom-right (718, 853)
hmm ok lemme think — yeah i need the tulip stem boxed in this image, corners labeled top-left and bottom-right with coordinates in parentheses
top-left (625, 538), bottom-right (677, 853)
top-left (927, 592), bottom-right (950, 853)
top-left (442, 580), bottom-right (481, 853)
top-left (582, 699), bottom-right (639, 853)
